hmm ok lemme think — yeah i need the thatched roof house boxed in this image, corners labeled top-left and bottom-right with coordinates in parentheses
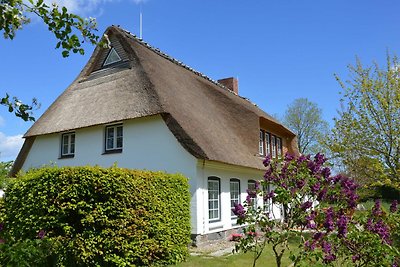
top-left (12, 25), bottom-right (298, 242)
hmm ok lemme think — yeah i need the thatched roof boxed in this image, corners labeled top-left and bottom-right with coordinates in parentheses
top-left (13, 25), bottom-right (296, 174)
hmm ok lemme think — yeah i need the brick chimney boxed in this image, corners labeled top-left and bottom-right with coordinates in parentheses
top-left (218, 77), bottom-right (238, 95)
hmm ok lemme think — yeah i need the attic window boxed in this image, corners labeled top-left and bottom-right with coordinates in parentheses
top-left (103, 47), bottom-right (121, 66)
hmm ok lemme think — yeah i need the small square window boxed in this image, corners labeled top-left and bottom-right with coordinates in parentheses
top-left (61, 132), bottom-right (75, 158)
top-left (105, 124), bottom-right (123, 153)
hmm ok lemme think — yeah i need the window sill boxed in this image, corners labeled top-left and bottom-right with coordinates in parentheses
top-left (58, 155), bottom-right (74, 159)
top-left (102, 149), bottom-right (122, 155)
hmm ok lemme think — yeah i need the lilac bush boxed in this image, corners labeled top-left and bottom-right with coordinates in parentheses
top-left (233, 153), bottom-right (400, 266)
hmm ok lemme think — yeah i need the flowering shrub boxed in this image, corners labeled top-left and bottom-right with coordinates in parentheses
top-left (232, 153), bottom-right (400, 267)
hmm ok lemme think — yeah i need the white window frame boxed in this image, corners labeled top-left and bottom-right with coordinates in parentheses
top-left (105, 124), bottom-right (123, 152)
top-left (271, 135), bottom-right (277, 158)
top-left (263, 184), bottom-right (271, 212)
top-left (248, 180), bottom-right (257, 209)
top-left (266, 132), bottom-right (271, 156)
top-left (259, 130), bottom-right (265, 155)
top-left (277, 137), bottom-right (283, 158)
top-left (208, 177), bottom-right (221, 222)
top-left (230, 178), bottom-right (241, 218)
top-left (61, 132), bottom-right (75, 157)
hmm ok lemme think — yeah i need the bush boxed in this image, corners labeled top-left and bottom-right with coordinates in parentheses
top-left (0, 166), bottom-right (191, 266)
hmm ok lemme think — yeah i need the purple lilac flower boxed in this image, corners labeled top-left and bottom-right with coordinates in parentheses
top-left (0, 223), bottom-right (3, 232)
top-left (246, 189), bottom-right (257, 198)
top-left (297, 154), bottom-right (309, 164)
top-left (263, 155), bottom-right (271, 167)
top-left (366, 218), bottom-right (391, 244)
top-left (301, 201), bottom-right (313, 211)
top-left (284, 153), bottom-right (295, 162)
top-left (323, 253), bottom-right (336, 264)
top-left (314, 153), bottom-right (326, 166)
top-left (305, 212), bottom-right (317, 229)
top-left (313, 232), bottom-right (324, 241)
top-left (263, 190), bottom-right (274, 201)
top-left (296, 179), bottom-right (305, 189)
top-left (337, 213), bottom-right (348, 238)
top-left (373, 220), bottom-right (391, 244)
top-left (323, 207), bottom-right (335, 232)
top-left (322, 241), bottom-right (331, 254)
top-left (372, 199), bottom-right (382, 216)
top-left (246, 195), bottom-right (252, 204)
top-left (317, 187), bottom-right (327, 201)
top-left (311, 182), bottom-right (321, 194)
top-left (0, 239), bottom-right (4, 244)
top-left (307, 161), bottom-right (317, 174)
top-left (232, 203), bottom-right (246, 219)
top-left (322, 241), bottom-right (336, 264)
top-left (321, 167), bottom-right (331, 179)
top-left (304, 240), bottom-right (316, 251)
top-left (37, 230), bottom-right (46, 239)
top-left (263, 168), bottom-right (273, 182)
top-left (390, 200), bottom-right (398, 213)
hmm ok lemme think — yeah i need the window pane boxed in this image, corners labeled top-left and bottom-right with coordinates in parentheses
top-left (271, 135), bottom-right (277, 158)
top-left (107, 138), bottom-right (114, 150)
top-left (208, 178), bottom-right (220, 221)
top-left (63, 144), bottom-right (69, 154)
top-left (266, 133), bottom-right (271, 155)
top-left (116, 137), bottom-right (123, 148)
top-left (117, 126), bottom-right (123, 137)
top-left (259, 130), bottom-right (264, 155)
top-left (63, 135), bottom-right (69, 146)
top-left (277, 138), bottom-right (282, 157)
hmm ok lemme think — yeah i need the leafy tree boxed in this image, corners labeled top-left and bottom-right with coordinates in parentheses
top-left (1, 0), bottom-right (104, 121)
top-left (283, 98), bottom-right (329, 155)
top-left (0, 161), bottom-right (13, 190)
top-left (329, 54), bottom-right (400, 185)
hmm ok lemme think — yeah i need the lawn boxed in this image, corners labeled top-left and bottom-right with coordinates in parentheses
top-left (175, 245), bottom-right (295, 267)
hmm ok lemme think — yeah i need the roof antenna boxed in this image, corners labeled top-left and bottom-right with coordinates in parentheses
top-left (139, 10), bottom-right (143, 39)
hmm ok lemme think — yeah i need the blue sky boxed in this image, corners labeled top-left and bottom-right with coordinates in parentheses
top-left (1, 0), bottom-right (400, 161)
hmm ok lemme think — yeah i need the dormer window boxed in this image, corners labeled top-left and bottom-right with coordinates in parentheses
top-left (103, 47), bottom-right (121, 66)
top-left (259, 129), bottom-right (282, 158)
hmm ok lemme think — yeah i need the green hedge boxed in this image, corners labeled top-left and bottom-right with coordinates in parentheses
top-left (0, 166), bottom-right (191, 266)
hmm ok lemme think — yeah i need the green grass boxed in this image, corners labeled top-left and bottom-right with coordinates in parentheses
top-left (175, 245), bottom-right (295, 267)
top-left (174, 236), bottom-right (326, 267)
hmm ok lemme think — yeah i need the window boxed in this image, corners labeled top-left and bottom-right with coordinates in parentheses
top-left (103, 47), bottom-right (121, 66)
top-left (61, 132), bottom-right (75, 157)
top-left (230, 179), bottom-right (241, 217)
top-left (105, 124), bottom-right (123, 152)
top-left (271, 135), bottom-right (277, 158)
top-left (208, 177), bottom-right (221, 222)
top-left (263, 184), bottom-right (271, 212)
top-left (259, 130), bottom-right (265, 155)
top-left (265, 132), bottom-right (271, 156)
top-left (259, 130), bottom-right (282, 158)
top-left (277, 137), bottom-right (282, 158)
top-left (248, 180), bottom-right (257, 208)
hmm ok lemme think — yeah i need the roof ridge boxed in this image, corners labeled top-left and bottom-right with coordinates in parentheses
top-left (113, 25), bottom-right (258, 106)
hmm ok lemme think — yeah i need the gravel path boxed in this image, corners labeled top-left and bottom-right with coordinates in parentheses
top-left (189, 239), bottom-right (237, 257)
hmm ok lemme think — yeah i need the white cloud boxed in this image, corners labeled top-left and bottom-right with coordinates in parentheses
top-left (0, 132), bottom-right (23, 161)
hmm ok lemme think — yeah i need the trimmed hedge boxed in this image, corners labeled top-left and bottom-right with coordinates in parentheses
top-left (1, 166), bottom-right (191, 266)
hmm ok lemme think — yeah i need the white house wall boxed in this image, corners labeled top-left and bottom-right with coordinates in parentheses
top-left (196, 160), bottom-right (282, 235)
top-left (22, 115), bottom-right (199, 233)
